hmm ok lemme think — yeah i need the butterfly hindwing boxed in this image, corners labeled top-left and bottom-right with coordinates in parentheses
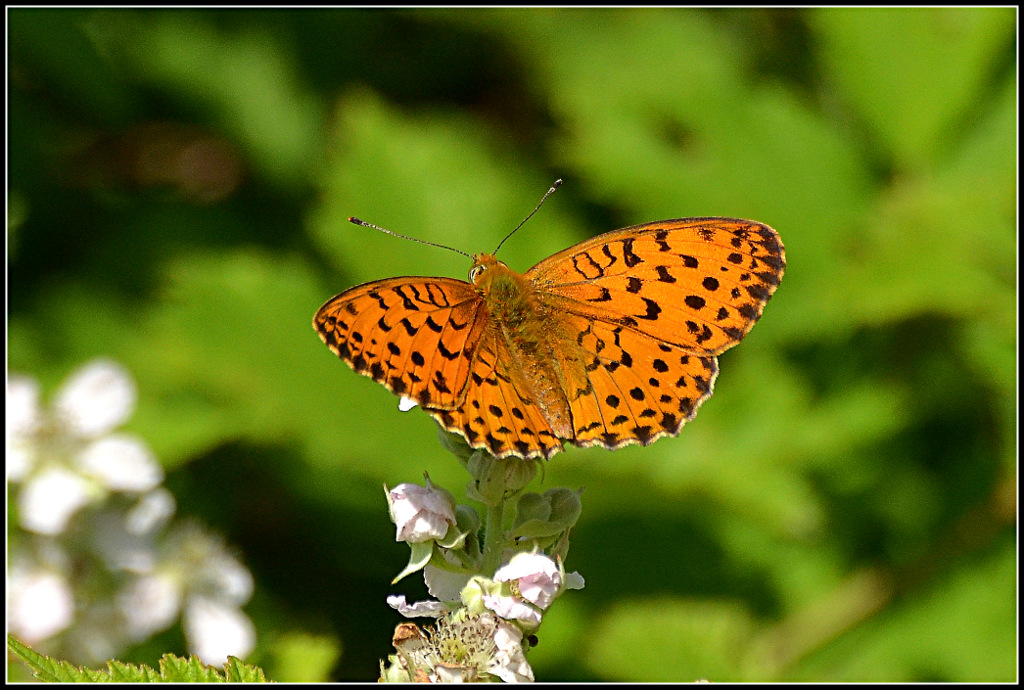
top-left (424, 330), bottom-right (563, 460)
top-left (550, 313), bottom-right (720, 449)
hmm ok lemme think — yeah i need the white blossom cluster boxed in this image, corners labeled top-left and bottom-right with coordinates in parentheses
top-left (7, 359), bottom-right (255, 667)
top-left (382, 479), bottom-right (585, 682)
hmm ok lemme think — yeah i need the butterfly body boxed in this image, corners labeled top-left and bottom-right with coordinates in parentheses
top-left (473, 256), bottom-right (577, 440)
top-left (315, 217), bottom-right (785, 460)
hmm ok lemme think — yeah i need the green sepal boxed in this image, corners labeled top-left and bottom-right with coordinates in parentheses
top-left (436, 523), bottom-right (468, 550)
top-left (455, 504), bottom-right (482, 560)
top-left (392, 540), bottom-right (435, 584)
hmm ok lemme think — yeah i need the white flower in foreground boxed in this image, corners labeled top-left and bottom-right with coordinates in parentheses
top-left (381, 611), bottom-right (533, 683)
top-left (387, 481), bottom-right (457, 543)
top-left (480, 552), bottom-right (586, 627)
top-left (494, 553), bottom-right (563, 610)
top-left (7, 359), bottom-right (162, 535)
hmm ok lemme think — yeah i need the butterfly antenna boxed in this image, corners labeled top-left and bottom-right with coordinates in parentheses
top-left (348, 217), bottom-right (473, 259)
top-left (492, 178), bottom-right (563, 255)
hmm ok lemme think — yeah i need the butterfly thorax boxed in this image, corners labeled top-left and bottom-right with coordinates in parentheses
top-left (471, 253), bottom-right (574, 439)
top-left (471, 255), bottom-right (534, 332)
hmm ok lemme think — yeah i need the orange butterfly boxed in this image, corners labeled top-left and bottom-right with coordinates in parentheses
top-left (314, 213), bottom-right (784, 460)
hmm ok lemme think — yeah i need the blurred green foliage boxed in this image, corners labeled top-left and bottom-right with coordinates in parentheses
top-left (8, 7), bottom-right (1016, 682)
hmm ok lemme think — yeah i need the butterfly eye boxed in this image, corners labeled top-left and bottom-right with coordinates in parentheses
top-left (469, 265), bottom-right (485, 284)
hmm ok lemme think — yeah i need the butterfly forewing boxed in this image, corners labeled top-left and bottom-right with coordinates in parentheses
top-left (313, 277), bottom-right (488, 410)
top-left (527, 218), bottom-right (785, 356)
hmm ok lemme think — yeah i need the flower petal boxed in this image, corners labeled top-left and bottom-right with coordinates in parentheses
top-left (424, 565), bottom-right (471, 603)
top-left (7, 375), bottom-right (41, 439)
top-left (55, 359), bottom-right (136, 438)
top-left (387, 594), bottom-right (447, 618)
top-left (481, 594), bottom-right (542, 625)
top-left (203, 553), bottom-right (254, 605)
top-left (485, 615), bottom-right (535, 683)
top-left (7, 376), bottom-right (42, 481)
top-left (125, 488), bottom-right (177, 535)
top-left (8, 568), bottom-right (74, 643)
top-left (183, 596), bottom-right (256, 666)
top-left (119, 573), bottom-right (183, 640)
top-left (76, 434), bottom-right (162, 491)
top-left (18, 467), bottom-right (93, 535)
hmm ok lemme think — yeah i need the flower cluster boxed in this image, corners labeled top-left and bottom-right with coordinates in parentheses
top-left (380, 459), bottom-right (585, 683)
top-left (7, 359), bottom-right (255, 667)
top-left (380, 610), bottom-right (533, 683)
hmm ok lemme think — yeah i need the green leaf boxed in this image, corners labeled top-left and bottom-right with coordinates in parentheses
top-left (811, 7), bottom-right (1015, 168)
top-left (7, 635), bottom-right (270, 682)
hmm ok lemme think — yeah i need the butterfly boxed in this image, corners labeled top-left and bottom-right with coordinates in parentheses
top-left (314, 215), bottom-right (784, 460)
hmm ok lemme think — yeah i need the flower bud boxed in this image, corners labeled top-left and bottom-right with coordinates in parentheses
top-left (465, 453), bottom-right (540, 506)
top-left (386, 481), bottom-right (457, 544)
top-left (511, 487), bottom-right (582, 539)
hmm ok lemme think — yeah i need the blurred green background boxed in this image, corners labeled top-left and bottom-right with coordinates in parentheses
top-left (7, 7), bottom-right (1016, 682)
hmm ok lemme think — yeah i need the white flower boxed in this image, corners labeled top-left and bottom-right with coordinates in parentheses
top-left (387, 481), bottom-right (456, 543)
top-left (380, 610), bottom-right (533, 683)
top-left (398, 397), bottom-right (418, 412)
top-left (494, 553), bottom-right (562, 610)
top-left (114, 524), bottom-right (256, 664)
top-left (7, 562), bottom-right (75, 644)
top-left (183, 596), bottom-right (256, 667)
top-left (7, 359), bottom-right (162, 535)
top-left (480, 553), bottom-right (585, 627)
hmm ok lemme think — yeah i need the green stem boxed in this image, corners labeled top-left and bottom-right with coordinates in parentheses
top-left (481, 499), bottom-right (507, 576)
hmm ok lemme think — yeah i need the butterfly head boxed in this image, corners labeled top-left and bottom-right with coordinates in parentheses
top-left (468, 253), bottom-right (510, 288)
